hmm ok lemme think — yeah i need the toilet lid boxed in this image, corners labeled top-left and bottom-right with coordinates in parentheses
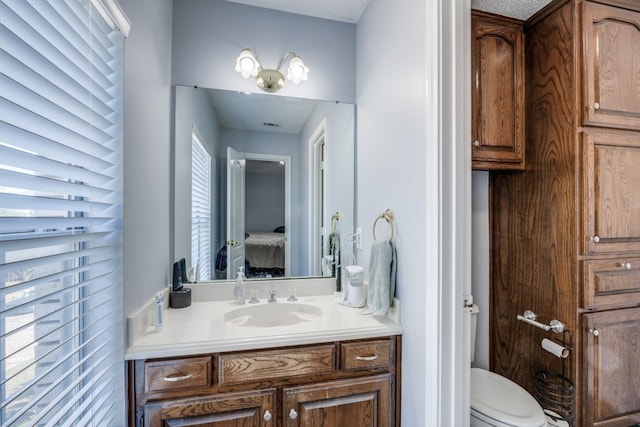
top-left (471, 368), bottom-right (547, 427)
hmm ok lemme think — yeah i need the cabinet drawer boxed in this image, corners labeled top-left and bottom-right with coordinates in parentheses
top-left (218, 344), bottom-right (336, 386)
top-left (144, 356), bottom-right (212, 393)
top-left (341, 339), bottom-right (392, 371)
top-left (583, 258), bottom-right (640, 309)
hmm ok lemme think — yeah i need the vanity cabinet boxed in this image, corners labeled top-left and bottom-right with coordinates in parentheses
top-left (489, 1), bottom-right (640, 426)
top-left (471, 11), bottom-right (525, 170)
top-left (128, 336), bottom-right (400, 427)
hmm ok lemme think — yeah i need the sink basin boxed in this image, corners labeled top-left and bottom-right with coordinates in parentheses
top-left (223, 303), bottom-right (323, 327)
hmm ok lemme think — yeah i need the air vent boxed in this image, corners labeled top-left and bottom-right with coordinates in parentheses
top-left (263, 122), bottom-right (281, 128)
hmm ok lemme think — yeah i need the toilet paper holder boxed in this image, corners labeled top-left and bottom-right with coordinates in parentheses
top-left (517, 310), bottom-right (565, 334)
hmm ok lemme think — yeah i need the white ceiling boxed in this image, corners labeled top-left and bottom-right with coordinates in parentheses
top-left (471, 0), bottom-right (552, 20)
top-left (224, 0), bottom-right (371, 23)
top-left (225, 0), bottom-right (551, 22)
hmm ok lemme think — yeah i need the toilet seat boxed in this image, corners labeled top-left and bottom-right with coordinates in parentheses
top-left (471, 368), bottom-right (547, 427)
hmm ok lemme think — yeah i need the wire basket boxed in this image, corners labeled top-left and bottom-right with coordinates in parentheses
top-left (534, 371), bottom-right (574, 426)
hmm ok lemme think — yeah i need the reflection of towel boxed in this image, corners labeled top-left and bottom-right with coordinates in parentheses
top-left (367, 240), bottom-right (396, 316)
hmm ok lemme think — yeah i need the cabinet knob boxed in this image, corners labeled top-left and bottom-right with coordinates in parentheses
top-left (590, 328), bottom-right (600, 337)
top-left (590, 236), bottom-right (600, 243)
top-left (472, 140), bottom-right (481, 147)
top-left (620, 262), bottom-right (632, 269)
top-left (289, 409), bottom-right (299, 419)
top-left (263, 410), bottom-right (272, 421)
top-left (592, 102), bottom-right (600, 110)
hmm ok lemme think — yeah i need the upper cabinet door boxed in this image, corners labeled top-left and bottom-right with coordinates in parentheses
top-left (471, 11), bottom-right (525, 170)
top-left (583, 129), bottom-right (640, 255)
top-left (583, 2), bottom-right (640, 130)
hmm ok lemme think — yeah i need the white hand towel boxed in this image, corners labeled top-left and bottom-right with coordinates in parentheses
top-left (367, 240), bottom-right (396, 316)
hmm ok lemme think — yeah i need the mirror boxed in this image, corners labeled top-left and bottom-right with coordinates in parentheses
top-left (173, 85), bottom-right (355, 282)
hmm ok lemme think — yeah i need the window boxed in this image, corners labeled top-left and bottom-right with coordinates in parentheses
top-left (0, 0), bottom-right (129, 425)
top-left (191, 133), bottom-right (211, 281)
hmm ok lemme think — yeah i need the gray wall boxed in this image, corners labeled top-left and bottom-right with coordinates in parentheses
top-left (171, 0), bottom-right (356, 103)
top-left (120, 0), bottom-right (173, 317)
top-left (356, 1), bottom-right (440, 423)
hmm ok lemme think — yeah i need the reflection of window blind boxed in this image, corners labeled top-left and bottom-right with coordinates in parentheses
top-left (0, 0), bottom-right (127, 424)
top-left (192, 133), bottom-right (211, 281)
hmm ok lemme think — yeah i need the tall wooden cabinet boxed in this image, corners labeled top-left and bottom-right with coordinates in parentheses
top-left (490, 1), bottom-right (640, 426)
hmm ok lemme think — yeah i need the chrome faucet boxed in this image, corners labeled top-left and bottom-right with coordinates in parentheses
top-left (267, 289), bottom-right (277, 303)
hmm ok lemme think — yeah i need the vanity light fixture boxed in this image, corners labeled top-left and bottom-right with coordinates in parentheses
top-left (235, 48), bottom-right (309, 93)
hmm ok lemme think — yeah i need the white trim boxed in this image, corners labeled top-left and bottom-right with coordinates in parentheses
top-left (308, 119), bottom-right (327, 276)
top-left (439, 0), bottom-right (472, 424)
top-left (91, 0), bottom-right (131, 37)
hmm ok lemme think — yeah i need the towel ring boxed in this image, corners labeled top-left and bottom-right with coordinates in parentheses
top-left (373, 209), bottom-right (394, 241)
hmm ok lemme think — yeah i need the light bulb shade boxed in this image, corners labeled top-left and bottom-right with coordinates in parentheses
top-left (287, 56), bottom-right (309, 84)
top-left (235, 49), bottom-right (260, 78)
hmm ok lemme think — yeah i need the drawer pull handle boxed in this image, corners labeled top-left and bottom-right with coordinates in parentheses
top-left (620, 262), bottom-right (632, 269)
top-left (592, 102), bottom-right (600, 110)
top-left (472, 140), bottom-right (480, 147)
top-left (162, 373), bottom-right (194, 382)
top-left (590, 235), bottom-right (600, 243)
top-left (263, 410), bottom-right (272, 421)
top-left (289, 409), bottom-right (298, 419)
top-left (590, 328), bottom-right (600, 337)
top-left (355, 354), bottom-right (379, 362)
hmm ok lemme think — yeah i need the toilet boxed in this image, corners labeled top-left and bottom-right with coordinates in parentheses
top-left (470, 305), bottom-right (548, 427)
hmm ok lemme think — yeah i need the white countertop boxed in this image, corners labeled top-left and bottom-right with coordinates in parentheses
top-left (125, 280), bottom-right (403, 360)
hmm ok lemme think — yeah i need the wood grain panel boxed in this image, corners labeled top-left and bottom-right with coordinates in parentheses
top-left (582, 2), bottom-right (640, 130)
top-left (282, 375), bottom-right (392, 427)
top-left (490, 0), bottom-right (578, 398)
top-left (341, 339), bottom-right (392, 371)
top-left (583, 257), bottom-right (640, 309)
top-left (472, 11), bottom-right (526, 170)
top-left (583, 308), bottom-right (640, 426)
top-left (218, 344), bottom-right (336, 386)
top-left (144, 356), bottom-right (212, 394)
top-left (144, 388), bottom-right (275, 427)
top-left (582, 129), bottom-right (640, 254)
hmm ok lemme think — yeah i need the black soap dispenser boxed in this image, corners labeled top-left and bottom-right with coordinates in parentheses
top-left (170, 258), bottom-right (191, 308)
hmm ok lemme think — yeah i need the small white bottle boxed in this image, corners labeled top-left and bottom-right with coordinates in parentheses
top-left (233, 266), bottom-right (246, 305)
top-left (154, 292), bottom-right (165, 331)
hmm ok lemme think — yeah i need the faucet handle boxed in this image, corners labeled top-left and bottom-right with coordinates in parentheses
top-left (287, 287), bottom-right (297, 301)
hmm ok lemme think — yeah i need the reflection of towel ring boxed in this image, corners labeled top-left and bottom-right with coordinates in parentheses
top-left (373, 209), bottom-right (394, 241)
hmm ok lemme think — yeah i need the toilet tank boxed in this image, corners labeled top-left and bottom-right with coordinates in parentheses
top-left (470, 304), bottom-right (479, 363)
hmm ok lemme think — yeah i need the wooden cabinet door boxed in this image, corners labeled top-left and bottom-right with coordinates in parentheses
top-left (143, 389), bottom-right (275, 427)
top-left (583, 308), bottom-right (640, 427)
top-left (282, 375), bottom-right (393, 427)
top-left (583, 129), bottom-right (640, 254)
top-left (471, 11), bottom-right (525, 170)
top-left (582, 2), bottom-right (640, 130)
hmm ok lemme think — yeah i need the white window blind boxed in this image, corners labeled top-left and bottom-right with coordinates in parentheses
top-left (0, 0), bottom-right (127, 425)
top-left (191, 133), bottom-right (211, 282)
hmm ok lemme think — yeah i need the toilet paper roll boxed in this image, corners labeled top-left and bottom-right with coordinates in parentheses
top-left (541, 338), bottom-right (569, 358)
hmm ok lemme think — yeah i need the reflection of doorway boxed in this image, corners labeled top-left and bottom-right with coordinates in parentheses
top-left (226, 151), bottom-right (291, 278)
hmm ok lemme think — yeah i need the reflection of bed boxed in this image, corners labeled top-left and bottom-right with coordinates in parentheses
top-left (245, 232), bottom-right (285, 269)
